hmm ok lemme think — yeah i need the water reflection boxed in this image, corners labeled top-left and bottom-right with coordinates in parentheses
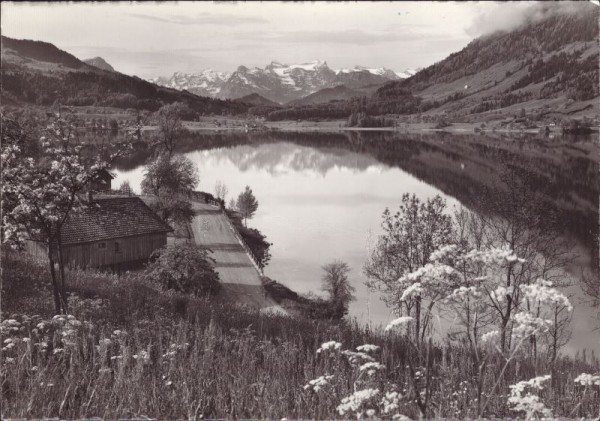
top-left (112, 131), bottom-right (599, 353)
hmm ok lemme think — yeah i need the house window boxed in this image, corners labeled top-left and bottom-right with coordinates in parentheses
top-left (99, 242), bottom-right (106, 249)
top-left (114, 242), bottom-right (120, 253)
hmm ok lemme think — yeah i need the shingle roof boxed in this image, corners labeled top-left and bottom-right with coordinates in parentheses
top-left (61, 197), bottom-right (172, 245)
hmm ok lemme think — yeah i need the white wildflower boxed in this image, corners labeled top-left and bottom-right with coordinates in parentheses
top-left (521, 280), bottom-right (573, 311)
top-left (400, 282), bottom-right (424, 301)
top-left (356, 344), bottom-right (380, 353)
top-left (381, 391), bottom-right (401, 414)
top-left (133, 350), bottom-right (150, 363)
top-left (337, 388), bottom-right (379, 416)
top-left (481, 330), bottom-right (500, 344)
top-left (342, 350), bottom-right (375, 364)
top-left (316, 340), bottom-right (342, 354)
top-left (385, 317), bottom-right (414, 332)
top-left (513, 312), bottom-right (552, 339)
top-left (508, 375), bottom-right (552, 419)
top-left (429, 244), bottom-right (459, 262)
top-left (574, 373), bottom-right (600, 386)
top-left (303, 374), bottom-right (334, 392)
top-left (359, 362), bottom-right (386, 375)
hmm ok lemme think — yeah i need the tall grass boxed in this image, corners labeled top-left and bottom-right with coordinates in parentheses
top-left (1, 251), bottom-right (598, 419)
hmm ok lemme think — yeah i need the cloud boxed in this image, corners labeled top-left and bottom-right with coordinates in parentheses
top-left (241, 29), bottom-right (462, 46)
top-left (466, 1), bottom-right (595, 37)
top-left (128, 12), bottom-right (268, 26)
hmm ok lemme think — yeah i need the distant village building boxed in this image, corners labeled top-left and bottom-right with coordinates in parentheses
top-left (25, 196), bottom-right (172, 271)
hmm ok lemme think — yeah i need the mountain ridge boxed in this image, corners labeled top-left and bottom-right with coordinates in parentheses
top-left (265, 4), bottom-right (599, 122)
top-left (150, 61), bottom-right (414, 104)
top-left (0, 36), bottom-right (247, 115)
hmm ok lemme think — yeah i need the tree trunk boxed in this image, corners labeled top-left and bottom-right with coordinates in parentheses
top-left (56, 233), bottom-right (69, 313)
top-left (47, 243), bottom-right (63, 314)
top-left (415, 296), bottom-right (422, 345)
top-left (500, 264), bottom-right (514, 353)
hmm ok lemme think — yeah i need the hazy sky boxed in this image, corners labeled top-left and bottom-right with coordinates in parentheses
top-left (0, 1), bottom-right (564, 78)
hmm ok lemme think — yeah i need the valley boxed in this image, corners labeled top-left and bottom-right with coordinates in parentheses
top-left (1, 2), bottom-right (599, 419)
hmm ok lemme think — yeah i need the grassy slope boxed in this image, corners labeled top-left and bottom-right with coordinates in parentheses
top-left (2, 251), bottom-right (599, 419)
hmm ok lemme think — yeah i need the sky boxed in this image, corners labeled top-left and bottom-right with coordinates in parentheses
top-left (0, 1), bottom-right (576, 79)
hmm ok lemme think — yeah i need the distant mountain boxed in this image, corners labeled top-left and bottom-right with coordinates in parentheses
top-left (149, 70), bottom-right (231, 97)
top-left (288, 85), bottom-right (362, 106)
top-left (218, 60), bottom-right (337, 103)
top-left (0, 36), bottom-right (247, 115)
top-left (337, 65), bottom-right (402, 80)
top-left (374, 3), bottom-right (599, 117)
top-left (262, 4), bottom-right (598, 122)
top-left (83, 57), bottom-right (115, 72)
top-left (150, 61), bottom-right (411, 104)
top-left (233, 93), bottom-right (281, 107)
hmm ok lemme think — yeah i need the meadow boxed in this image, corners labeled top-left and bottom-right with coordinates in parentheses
top-left (1, 251), bottom-right (599, 419)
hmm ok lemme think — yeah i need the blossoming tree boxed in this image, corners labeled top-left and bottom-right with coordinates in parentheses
top-left (2, 116), bottom-right (129, 314)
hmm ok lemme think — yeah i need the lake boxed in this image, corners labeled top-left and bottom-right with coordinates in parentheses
top-left (112, 130), bottom-right (599, 354)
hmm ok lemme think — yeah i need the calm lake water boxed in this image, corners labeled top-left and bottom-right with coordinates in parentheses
top-left (112, 131), bottom-right (599, 354)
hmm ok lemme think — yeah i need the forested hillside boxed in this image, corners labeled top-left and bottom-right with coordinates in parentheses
top-left (261, 5), bottom-right (599, 122)
top-left (1, 36), bottom-right (248, 115)
top-left (375, 5), bottom-right (599, 117)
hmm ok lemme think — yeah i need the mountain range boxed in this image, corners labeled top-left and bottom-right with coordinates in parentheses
top-left (149, 61), bottom-right (415, 104)
top-left (1, 2), bottom-right (597, 122)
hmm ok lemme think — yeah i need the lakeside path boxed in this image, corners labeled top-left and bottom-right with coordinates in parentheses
top-left (189, 201), bottom-right (287, 315)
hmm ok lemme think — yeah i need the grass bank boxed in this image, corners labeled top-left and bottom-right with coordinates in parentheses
top-left (1, 251), bottom-right (599, 419)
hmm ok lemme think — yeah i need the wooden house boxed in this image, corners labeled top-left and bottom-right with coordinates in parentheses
top-left (26, 196), bottom-right (172, 270)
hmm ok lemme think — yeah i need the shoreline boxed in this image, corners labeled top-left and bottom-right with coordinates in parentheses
top-left (174, 119), bottom-right (575, 135)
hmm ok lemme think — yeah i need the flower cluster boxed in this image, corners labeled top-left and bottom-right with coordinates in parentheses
top-left (512, 312), bottom-right (552, 340)
top-left (51, 314), bottom-right (83, 348)
top-left (307, 339), bottom-right (415, 419)
top-left (133, 350), bottom-right (150, 364)
top-left (162, 342), bottom-right (190, 360)
top-left (359, 362), bottom-right (386, 376)
top-left (462, 246), bottom-right (525, 266)
top-left (303, 374), bottom-right (334, 392)
top-left (341, 350), bottom-right (375, 365)
top-left (336, 388), bottom-right (380, 416)
top-left (385, 317), bottom-right (414, 332)
top-left (574, 373), bottom-right (600, 386)
top-left (521, 279), bottom-right (573, 311)
top-left (356, 344), bottom-right (380, 353)
top-left (508, 375), bottom-right (552, 419)
top-left (316, 340), bottom-right (342, 354)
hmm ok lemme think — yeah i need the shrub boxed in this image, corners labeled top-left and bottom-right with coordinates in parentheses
top-left (145, 243), bottom-right (221, 296)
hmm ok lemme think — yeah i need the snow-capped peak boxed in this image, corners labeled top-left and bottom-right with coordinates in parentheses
top-left (149, 60), bottom-right (408, 103)
top-left (336, 65), bottom-right (418, 79)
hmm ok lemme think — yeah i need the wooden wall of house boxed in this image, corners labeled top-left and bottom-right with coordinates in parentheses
top-left (62, 233), bottom-right (167, 269)
top-left (25, 240), bottom-right (49, 261)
